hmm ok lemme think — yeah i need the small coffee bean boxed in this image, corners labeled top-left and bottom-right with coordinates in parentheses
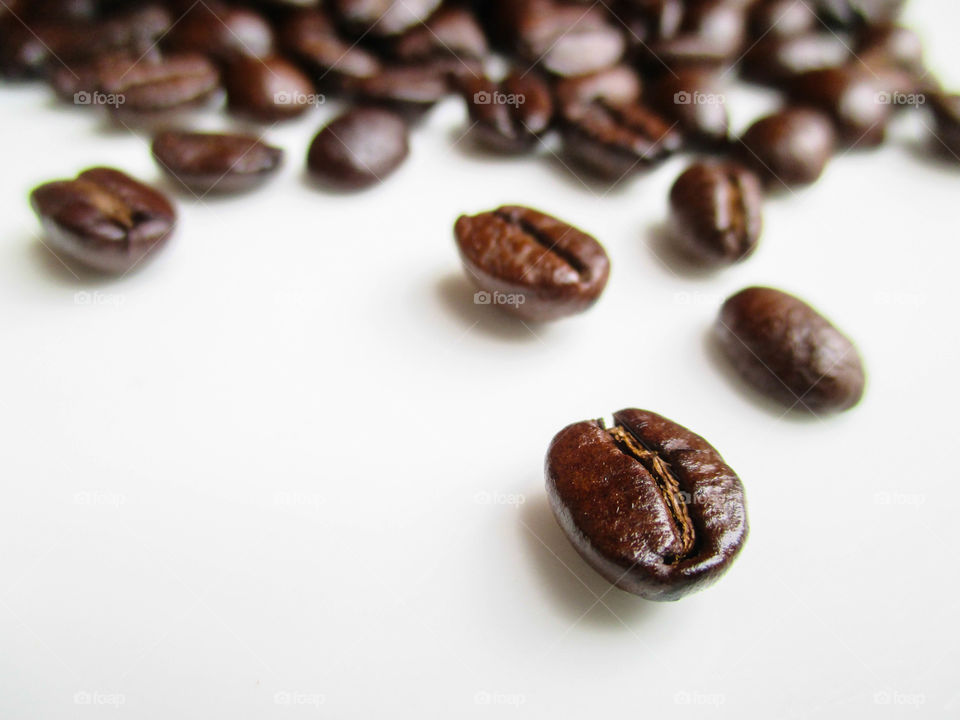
top-left (341, 63), bottom-right (451, 117)
top-left (748, 0), bottom-right (818, 39)
top-left (738, 108), bottom-right (836, 190)
top-left (741, 33), bottom-right (851, 86)
top-left (389, 6), bottom-right (488, 63)
top-left (647, 68), bottom-right (729, 147)
top-left (930, 93), bottom-right (960, 159)
top-left (30, 167), bottom-right (176, 274)
top-left (641, 0), bottom-right (747, 71)
top-left (787, 67), bottom-right (892, 147)
top-left (164, 5), bottom-right (274, 64)
top-left (151, 131), bottom-right (283, 195)
top-left (857, 22), bottom-right (924, 75)
top-left (546, 408), bottom-right (748, 601)
top-left (278, 9), bottom-right (382, 86)
top-left (553, 65), bottom-right (642, 111)
top-left (716, 286), bottom-right (866, 412)
top-left (306, 107), bottom-right (409, 190)
top-left (92, 52), bottom-right (220, 118)
top-left (818, 0), bottom-right (905, 29)
top-left (459, 72), bottom-right (553, 154)
top-left (669, 161), bottom-right (763, 268)
top-left (454, 205), bottom-right (610, 321)
top-left (334, 0), bottom-right (443, 37)
top-left (224, 55), bottom-right (315, 121)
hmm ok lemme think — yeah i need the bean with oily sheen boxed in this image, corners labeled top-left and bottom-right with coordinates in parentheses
top-left (669, 161), bottom-right (763, 268)
top-left (224, 55), bottom-right (315, 121)
top-left (738, 108), bottom-right (836, 190)
top-left (647, 68), bottom-right (730, 147)
top-left (741, 33), bottom-right (851, 86)
top-left (454, 205), bottom-right (610, 322)
top-left (787, 67), bottom-right (892, 147)
top-left (716, 287), bottom-right (866, 412)
top-left (553, 65), bottom-right (642, 111)
top-left (640, 0), bottom-right (747, 71)
top-left (817, 0), bottom-right (905, 29)
top-left (560, 100), bottom-right (682, 180)
top-left (341, 63), bottom-right (451, 118)
top-left (388, 6), bottom-right (488, 63)
top-left (334, 0), bottom-right (443, 37)
top-left (30, 167), bottom-right (176, 274)
top-left (546, 408), bottom-right (748, 601)
top-left (459, 72), bottom-right (553, 154)
top-left (307, 107), bottom-right (409, 190)
top-left (163, 5), bottom-right (273, 63)
top-left (151, 131), bottom-right (284, 195)
top-left (277, 8), bottom-right (382, 85)
top-left (748, 0), bottom-right (818, 39)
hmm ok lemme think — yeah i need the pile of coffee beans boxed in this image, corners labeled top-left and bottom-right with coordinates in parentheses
top-left (7, 0), bottom-right (958, 600)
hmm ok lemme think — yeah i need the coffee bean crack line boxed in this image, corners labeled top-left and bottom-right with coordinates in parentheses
top-left (493, 210), bottom-right (588, 277)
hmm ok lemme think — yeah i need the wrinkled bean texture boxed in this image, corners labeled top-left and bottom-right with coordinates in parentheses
top-left (152, 131), bottom-right (283, 195)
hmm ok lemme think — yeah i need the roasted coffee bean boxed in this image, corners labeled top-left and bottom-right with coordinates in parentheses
top-left (560, 100), bottom-right (682, 180)
top-left (334, 0), bottom-right (443, 37)
top-left (741, 33), bottom-right (851, 85)
top-left (857, 23), bottom-right (924, 75)
top-left (738, 108), bottom-right (835, 190)
top-left (748, 0), bottom-right (818, 39)
top-left (460, 72), bottom-right (553, 153)
top-left (151, 131), bottom-right (283, 195)
top-left (930, 93), bottom-right (960, 159)
top-left (307, 107), bottom-right (409, 190)
top-left (513, 1), bottom-right (625, 78)
top-left (553, 65), bottom-right (642, 111)
top-left (341, 63), bottom-right (451, 117)
top-left (716, 286), bottom-right (866, 412)
top-left (454, 205), bottom-right (610, 322)
top-left (224, 55), bottom-right (315, 121)
top-left (647, 68), bottom-right (729, 146)
top-left (669, 161), bottom-right (763, 267)
top-left (640, 0), bottom-right (747, 71)
top-left (546, 408), bottom-right (748, 601)
top-left (817, 0), bottom-right (904, 29)
top-left (277, 8), bottom-right (381, 85)
top-left (787, 67), bottom-right (892, 147)
top-left (164, 5), bottom-right (273, 64)
top-left (30, 167), bottom-right (176, 274)
top-left (389, 6), bottom-right (488, 63)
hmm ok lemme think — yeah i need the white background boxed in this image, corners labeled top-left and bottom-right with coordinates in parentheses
top-left (2, 1), bottom-right (959, 717)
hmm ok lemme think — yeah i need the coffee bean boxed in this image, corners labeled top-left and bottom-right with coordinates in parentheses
top-left (738, 108), bottom-right (836, 190)
top-left (389, 6), bottom-right (488, 63)
top-left (151, 131), bottom-right (283, 195)
top-left (641, 0), bottom-right (747, 71)
top-left (334, 0), bottom-right (443, 37)
top-left (647, 68), bottom-right (729, 146)
top-left (459, 72), bottom-right (553, 154)
top-left (716, 286), bottom-right (866, 412)
top-left (560, 100), bottom-right (682, 180)
top-left (741, 33), bottom-right (851, 86)
top-left (164, 5), bottom-right (274, 64)
top-left (748, 0), bottom-right (818, 39)
top-left (930, 93), bottom-right (960, 159)
top-left (224, 55), bottom-right (315, 121)
top-left (546, 408), bottom-right (748, 601)
top-left (553, 65), bottom-right (642, 111)
top-left (818, 0), bottom-right (904, 29)
top-left (669, 161), bottom-right (763, 267)
top-left (306, 107), bottom-right (409, 190)
top-left (341, 63), bottom-right (451, 117)
top-left (787, 67), bottom-right (892, 147)
top-left (454, 205), bottom-right (610, 321)
top-left (857, 23), bottom-right (924, 75)
top-left (30, 167), bottom-right (176, 274)
top-left (277, 9), bottom-right (382, 86)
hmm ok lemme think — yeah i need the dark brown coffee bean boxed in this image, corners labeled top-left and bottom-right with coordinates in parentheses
top-left (553, 65), bottom-right (642, 111)
top-left (306, 107), bottom-right (409, 190)
top-left (741, 33), bottom-right (851, 86)
top-left (334, 0), bottom-right (443, 37)
top-left (930, 93), bottom-right (960, 159)
top-left (277, 8), bottom-right (382, 85)
top-left (389, 6), bottom-right (488, 63)
top-left (857, 23), bottom-right (924, 75)
top-left (738, 108), bottom-right (835, 190)
top-left (786, 67), bottom-right (892, 147)
top-left (716, 286), bottom-right (866, 412)
top-left (341, 63), bottom-right (451, 117)
top-left (546, 408), bottom-right (748, 601)
top-left (151, 131), bottom-right (283, 195)
top-left (560, 100), bottom-right (682, 180)
top-left (818, 0), bottom-right (904, 29)
top-left (514, 1), bottom-right (625, 77)
top-left (459, 72), bottom-right (553, 154)
top-left (454, 205), bottom-right (610, 322)
top-left (30, 167), bottom-right (176, 274)
top-left (748, 0), bottom-right (818, 39)
top-left (164, 5), bottom-right (274, 64)
top-left (92, 52), bottom-right (220, 117)
top-left (647, 68), bottom-right (729, 146)
top-left (669, 161), bottom-right (763, 267)
top-left (641, 0), bottom-right (747, 71)
top-left (224, 55), bottom-right (315, 121)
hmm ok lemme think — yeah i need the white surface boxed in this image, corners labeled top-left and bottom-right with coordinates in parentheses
top-left (2, 2), bottom-right (959, 717)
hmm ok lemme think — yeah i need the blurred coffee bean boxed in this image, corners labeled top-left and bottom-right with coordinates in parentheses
top-left (224, 56), bottom-right (315, 121)
top-left (857, 22), bottom-right (924, 74)
top-left (334, 0), bottom-right (443, 37)
top-left (748, 0), bottom-right (818, 40)
top-left (164, 5), bottom-right (274, 64)
top-left (152, 131), bottom-right (284, 195)
top-left (341, 63), bottom-right (451, 118)
top-left (641, 0), bottom-right (747, 72)
top-left (460, 72), bottom-right (554, 153)
top-left (389, 6), bottom-right (488, 63)
top-left (930, 93), bottom-right (960, 159)
top-left (277, 8), bottom-right (382, 86)
top-left (647, 68), bottom-right (729, 146)
top-left (553, 65), bottom-right (642, 110)
top-left (817, 0), bottom-right (904, 29)
top-left (741, 33), bottom-right (850, 85)
top-left (307, 107), bottom-right (409, 189)
top-left (787, 67), bottom-right (891, 147)
top-left (738, 108), bottom-right (836, 189)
